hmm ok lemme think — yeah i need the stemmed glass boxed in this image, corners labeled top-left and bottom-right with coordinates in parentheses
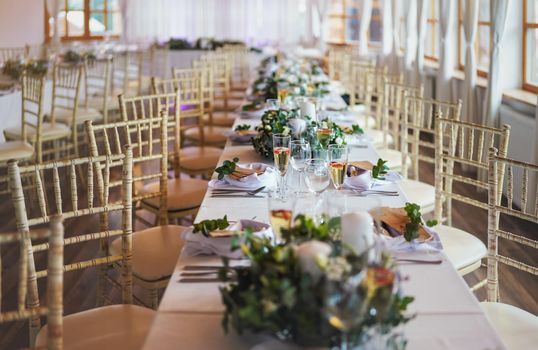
top-left (267, 190), bottom-right (296, 244)
top-left (328, 144), bottom-right (349, 191)
top-left (266, 98), bottom-right (280, 110)
top-left (316, 124), bottom-right (333, 150)
top-left (304, 158), bottom-right (330, 223)
top-left (273, 133), bottom-right (291, 200)
top-left (290, 140), bottom-right (311, 193)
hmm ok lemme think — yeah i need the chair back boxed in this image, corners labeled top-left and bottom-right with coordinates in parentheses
top-left (83, 57), bottom-right (112, 122)
top-left (0, 46), bottom-right (28, 63)
top-left (401, 95), bottom-right (462, 181)
top-left (486, 148), bottom-right (538, 302)
top-left (0, 216), bottom-right (64, 349)
top-left (112, 51), bottom-right (142, 96)
top-left (50, 63), bottom-right (82, 127)
top-left (434, 118), bottom-right (510, 226)
top-left (8, 148), bottom-right (133, 342)
top-left (20, 72), bottom-right (46, 162)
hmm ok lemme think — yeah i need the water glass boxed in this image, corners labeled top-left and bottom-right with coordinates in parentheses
top-left (304, 158), bottom-right (330, 196)
top-left (273, 133), bottom-right (291, 199)
top-left (290, 140), bottom-right (311, 193)
top-left (328, 144), bottom-right (349, 190)
top-left (266, 98), bottom-right (280, 110)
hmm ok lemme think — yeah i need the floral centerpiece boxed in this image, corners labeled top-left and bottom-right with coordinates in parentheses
top-left (218, 217), bottom-right (414, 348)
top-left (2, 59), bottom-right (48, 81)
top-left (63, 50), bottom-right (96, 64)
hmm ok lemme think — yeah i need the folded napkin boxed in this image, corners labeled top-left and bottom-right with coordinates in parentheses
top-left (209, 163), bottom-right (277, 190)
top-left (182, 219), bottom-right (272, 259)
top-left (370, 207), bottom-right (443, 253)
top-left (344, 161), bottom-right (402, 190)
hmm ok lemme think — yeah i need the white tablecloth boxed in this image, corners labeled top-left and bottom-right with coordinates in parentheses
top-left (143, 100), bottom-right (506, 349)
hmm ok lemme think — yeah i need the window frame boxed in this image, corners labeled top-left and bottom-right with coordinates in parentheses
top-left (326, 0), bottom-right (383, 45)
top-left (425, 0), bottom-right (439, 61)
top-left (523, 0), bottom-right (538, 93)
top-left (44, 0), bottom-right (121, 42)
top-left (456, 0), bottom-right (491, 78)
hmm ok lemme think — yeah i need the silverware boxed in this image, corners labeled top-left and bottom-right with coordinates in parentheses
top-left (352, 189), bottom-right (399, 194)
top-left (181, 271), bottom-right (222, 277)
top-left (395, 259), bottom-right (443, 265)
top-left (178, 278), bottom-right (223, 283)
top-left (211, 186), bottom-right (265, 196)
top-left (210, 194), bottom-right (265, 198)
top-left (349, 192), bottom-right (400, 197)
top-left (349, 144), bottom-right (368, 149)
top-left (182, 265), bottom-right (223, 270)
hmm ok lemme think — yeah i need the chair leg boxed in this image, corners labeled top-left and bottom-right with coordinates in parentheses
top-left (148, 288), bottom-right (159, 310)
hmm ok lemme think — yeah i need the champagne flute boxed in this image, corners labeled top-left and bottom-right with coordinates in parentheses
top-left (273, 133), bottom-right (291, 200)
top-left (267, 190), bottom-right (296, 243)
top-left (328, 144), bottom-right (349, 191)
top-left (316, 125), bottom-right (333, 150)
top-left (290, 140), bottom-right (311, 193)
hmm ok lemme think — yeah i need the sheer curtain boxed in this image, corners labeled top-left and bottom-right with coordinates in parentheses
top-left (404, 0), bottom-right (418, 83)
top-left (126, 0), bottom-right (307, 46)
top-left (45, 0), bottom-right (62, 49)
top-left (462, 0), bottom-right (479, 123)
top-left (436, 0), bottom-right (456, 101)
top-left (358, 0), bottom-right (373, 56)
top-left (482, 0), bottom-right (510, 127)
top-left (381, 0), bottom-right (393, 56)
top-left (389, 0), bottom-right (401, 74)
top-left (414, 0), bottom-right (428, 85)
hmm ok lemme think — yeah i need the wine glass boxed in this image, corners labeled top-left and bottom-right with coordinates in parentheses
top-left (316, 125), bottom-right (333, 150)
top-left (290, 140), bottom-right (311, 193)
top-left (266, 98), bottom-right (280, 110)
top-left (304, 158), bottom-right (330, 196)
top-left (328, 144), bottom-right (349, 191)
top-left (324, 271), bottom-right (368, 350)
top-left (267, 190), bottom-right (296, 243)
top-left (272, 133), bottom-right (291, 200)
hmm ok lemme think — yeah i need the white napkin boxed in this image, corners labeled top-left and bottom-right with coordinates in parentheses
top-left (209, 163), bottom-right (277, 190)
top-left (344, 169), bottom-right (402, 190)
top-left (182, 220), bottom-right (272, 259)
top-left (375, 225), bottom-right (443, 254)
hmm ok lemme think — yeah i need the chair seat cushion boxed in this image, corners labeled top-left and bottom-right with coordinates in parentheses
top-left (204, 111), bottom-right (239, 127)
top-left (481, 302), bottom-right (538, 350)
top-left (3, 122), bottom-right (70, 141)
top-left (434, 224), bottom-right (487, 273)
top-left (141, 178), bottom-right (208, 213)
top-left (399, 179), bottom-right (435, 213)
top-left (111, 225), bottom-right (187, 281)
top-left (36, 304), bottom-right (155, 350)
top-left (54, 107), bottom-right (103, 125)
top-left (184, 126), bottom-right (229, 145)
top-left (172, 146), bottom-right (222, 171)
top-left (0, 141), bottom-right (34, 162)
top-left (376, 148), bottom-right (410, 171)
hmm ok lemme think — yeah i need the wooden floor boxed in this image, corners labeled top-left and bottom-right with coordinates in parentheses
top-left (0, 161), bottom-right (537, 350)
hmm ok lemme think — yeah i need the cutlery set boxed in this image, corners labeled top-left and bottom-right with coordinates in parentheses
top-left (209, 186), bottom-right (399, 198)
top-left (178, 265), bottom-right (237, 283)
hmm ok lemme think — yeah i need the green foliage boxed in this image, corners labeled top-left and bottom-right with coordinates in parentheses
top-left (252, 109), bottom-right (296, 159)
top-left (280, 214), bottom-right (342, 244)
top-left (403, 202), bottom-right (423, 242)
top-left (63, 50), bottom-right (96, 64)
top-left (215, 157), bottom-right (239, 180)
top-left (2, 59), bottom-right (48, 80)
top-left (426, 219), bottom-right (438, 227)
top-left (351, 124), bottom-right (365, 135)
top-left (234, 124), bottom-right (251, 131)
top-left (372, 158), bottom-right (389, 180)
top-left (192, 215), bottom-right (230, 237)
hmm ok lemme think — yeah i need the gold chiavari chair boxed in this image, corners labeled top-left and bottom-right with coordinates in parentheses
top-left (222, 44), bottom-right (250, 92)
top-left (202, 53), bottom-right (241, 112)
top-left (151, 76), bottom-right (222, 178)
top-left (147, 44), bottom-right (170, 80)
top-left (328, 47), bottom-right (353, 82)
top-left (434, 118), bottom-right (510, 276)
top-left (9, 148), bottom-right (156, 348)
top-left (0, 46), bottom-right (28, 63)
top-left (348, 62), bottom-right (387, 129)
top-left (112, 50), bottom-right (143, 97)
top-left (4, 72), bottom-right (71, 163)
top-left (82, 56), bottom-right (116, 123)
top-left (86, 112), bottom-right (192, 308)
top-left (400, 95), bottom-right (462, 214)
top-left (0, 217), bottom-right (63, 350)
top-left (481, 147), bottom-right (538, 350)
top-left (376, 80), bottom-right (424, 171)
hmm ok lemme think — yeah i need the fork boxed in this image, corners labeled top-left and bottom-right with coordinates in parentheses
top-left (211, 186), bottom-right (265, 195)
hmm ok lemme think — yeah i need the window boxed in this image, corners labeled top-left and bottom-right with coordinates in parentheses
top-left (45, 0), bottom-right (122, 41)
top-left (425, 0), bottom-right (439, 60)
top-left (523, 0), bottom-right (538, 92)
top-left (327, 0), bottom-right (382, 45)
top-left (457, 0), bottom-right (490, 77)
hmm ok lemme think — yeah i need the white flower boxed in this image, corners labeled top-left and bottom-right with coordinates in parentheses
top-left (282, 126), bottom-right (291, 135)
top-left (341, 212), bottom-right (375, 256)
top-left (335, 137), bottom-right (343, 145)
top-left (321, 121), bottom-right (328, 129)
top-left (325, 256), bottom-right (352, 281)
top-left (295, 240), bottom-right (332, 281)
top-left (265, 125), bottom-right (272, 131)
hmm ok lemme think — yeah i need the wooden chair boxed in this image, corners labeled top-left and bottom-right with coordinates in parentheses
top-left (434, 118), bottom-right (510, 276)
top-left (222, 44), bottom-right (250, 92)
top-left (0, 217), bottom-right (63, 350)
top-left (481, 147), bottom-right (538, 350)
top-left (112, 50), bottom-right (144, 97)
top-left (3, 72), bottom-right (71, 163)
top-left (82, 57), bottom-right (116, 123)
top-left (0, 46), bottom-right (28, 63)
top-left (86, 112), bottom-right (192, 308)
top-left (8, 148), bottom-right (156, 348)
top-left (377, 80), bottom-right (424, 171)
top-left (200, 53), bottom-right (240, 112)
top-left (151, 76), bottom-right (222, 178)
top-left (400, 95), bottom-right (462, 214)
top-left (348, 63), bottom-right (387, 129)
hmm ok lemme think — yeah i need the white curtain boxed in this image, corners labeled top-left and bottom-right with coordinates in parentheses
top-left (462, 0), bottom-right (479, 123)
top-left (436, 0), bottom-right (456, 101)
top-left (404, 0), bottom-right (418, 83)
top-left (389, 0), bottom-right (401, 74)
top-left (45, 0), bottom-right (62, 50)
top-left (315, 0), bottom-right (331, 52)
top-left (119, 0), bottom-right (129, 43)
top-left (414, 0), bottom-right (429, 85)
top-left (382, 0), bottom-right (393, 56)
top-left (126, 0), bottom-right (307, 47)
top-left (358, 0), bottom-right (373, 56)
top-left (482, 0), bottom-right (510, 127)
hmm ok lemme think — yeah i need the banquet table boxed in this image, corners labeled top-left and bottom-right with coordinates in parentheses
top-left (142, 93), bottom-right (506, 349)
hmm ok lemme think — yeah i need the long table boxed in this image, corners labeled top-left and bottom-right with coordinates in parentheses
top-left (142, 114), bottom-right (506, 349)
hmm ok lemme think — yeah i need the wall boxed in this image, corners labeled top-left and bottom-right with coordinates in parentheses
top-left (0, 0), bottom-right (44, 47)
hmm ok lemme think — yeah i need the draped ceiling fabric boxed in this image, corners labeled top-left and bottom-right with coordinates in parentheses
top-left (436, 0), bottom-right (456, 101)
top-left (45, 0), bottom-right (62, 50)
top-left (404, 0), bottom-right (418, 84)
top-left (482, 0), bottom-right (510, 127)
top-left (358, 0), bottom-right (373, 56)
top-left (462, 0), bottom-right (479, 123)
top-left (414, 0), bottom-right (429, 86)
top-left (125, 0), bottom-right (308, 47)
